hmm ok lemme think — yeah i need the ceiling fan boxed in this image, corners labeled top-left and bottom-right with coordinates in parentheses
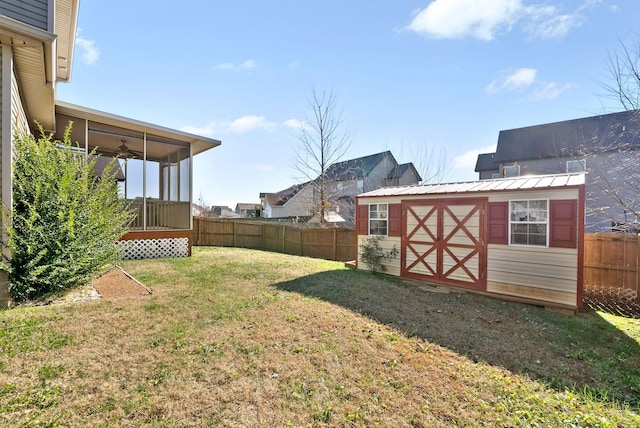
top-left (115, 139), bottom-right (141, 158)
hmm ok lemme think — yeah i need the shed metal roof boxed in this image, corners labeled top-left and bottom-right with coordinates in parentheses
top-left (358, 173), bottom-right (585, 198)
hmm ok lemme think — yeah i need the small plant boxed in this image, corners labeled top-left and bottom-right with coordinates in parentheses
top-left (359, 236), bottom-right (398, 273)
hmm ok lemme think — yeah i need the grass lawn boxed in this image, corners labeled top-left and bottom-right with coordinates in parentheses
top-left (1, 246), bottom-right (639, 427)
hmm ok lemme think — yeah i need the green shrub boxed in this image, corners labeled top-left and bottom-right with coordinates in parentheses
top-left (4, 125), bottom-right (134, 301)
top-left (359, 236), bottom-right (398, 273)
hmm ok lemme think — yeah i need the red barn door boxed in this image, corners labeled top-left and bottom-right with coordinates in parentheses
top-left (401, 199), bottom-right (487, 291)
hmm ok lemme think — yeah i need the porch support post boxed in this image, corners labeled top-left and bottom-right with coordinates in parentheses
top-left (143, 132), bottom-right (147, 230)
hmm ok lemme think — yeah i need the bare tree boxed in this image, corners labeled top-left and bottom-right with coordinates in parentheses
top-left (589, 35), bottom-right (640, 232)
top-left (293, 88), bottom-right (351, 225)
top-left (396, 142), bottom-right (450, 184)
top-left (603, 36), bottom-right (640, 111)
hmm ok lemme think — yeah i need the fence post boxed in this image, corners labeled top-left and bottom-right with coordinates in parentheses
top-left (281, 225), bottom-right (285, 253)
top-left (637, 235), bottom-right (640, 302)
top-left (333, 228), bottom-right (337, 261)
top-left (233, 221), bottom-right (237, 248)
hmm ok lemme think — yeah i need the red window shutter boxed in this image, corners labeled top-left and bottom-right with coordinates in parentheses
top-left (550, 199), bottom-right (577, 248)
top-left (388, 203), bottom-right (402, 237)
top-left (487, 202), bottom-right (508, 244)
top-left (356, 204), bottom-right (369, 235)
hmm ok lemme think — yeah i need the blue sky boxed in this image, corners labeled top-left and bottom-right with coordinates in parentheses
top-left (57, 0), bottom-right (639, 209)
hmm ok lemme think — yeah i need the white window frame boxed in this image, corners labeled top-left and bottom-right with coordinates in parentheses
top-left (509, 199), bottom-right (549, 247)
top-left (566, 159), bottom-right (586, 173)
top-left (369, 203), bottom-right (388, 236)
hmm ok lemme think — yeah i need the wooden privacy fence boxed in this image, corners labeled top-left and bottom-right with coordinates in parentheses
top-left (584, 233), bottom-right (639, 300)
top-left (193, 218), bottom-right (357, 262)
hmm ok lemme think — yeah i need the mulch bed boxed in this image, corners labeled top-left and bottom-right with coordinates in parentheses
top-left (92, 266), bottom-right (151, 298)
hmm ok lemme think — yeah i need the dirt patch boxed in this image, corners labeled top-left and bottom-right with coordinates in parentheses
top-left (92, 266), bottom-right (151, 299)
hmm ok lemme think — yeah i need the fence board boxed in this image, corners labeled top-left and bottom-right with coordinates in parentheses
top-left (193, 218), bottom-right (356, 261)
top-left (584, 233), bottom-right (639, 300)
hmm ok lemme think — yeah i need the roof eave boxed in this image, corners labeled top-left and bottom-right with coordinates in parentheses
top-left (54, 0), bottom-right (80, 82)
top-left (0, 15), bottom-right (57, 130)
top-left (55, 101), bottom-right (221, 155)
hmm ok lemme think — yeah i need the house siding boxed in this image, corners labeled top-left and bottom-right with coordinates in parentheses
top-left (11, 66), bottom-right (29, 136)
top-left (495, 155), bottom-right (638, 232)
top-left (0, 0), bottom-right (49, 30)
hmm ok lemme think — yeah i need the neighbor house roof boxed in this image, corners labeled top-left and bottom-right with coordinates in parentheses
top-left (387, 162), bottom-right (422, 182)
top-left (359, 173), bottom-right (585, 198)
top-left (261, 182), bottom-right (310, 207)
top-left (474, 153), bottom-right (499, 172)
top-left (325, 151), bottom-right (395, 180)
top-left (494, 110), bottom-right (640, 163)
top-left (236, 203), bottom-right (258, 210)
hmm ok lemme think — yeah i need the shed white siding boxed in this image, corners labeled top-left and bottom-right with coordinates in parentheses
top-left (357, 235), bottom-right (401, 276)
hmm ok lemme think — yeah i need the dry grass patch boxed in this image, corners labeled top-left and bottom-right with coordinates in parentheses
top-left (0, 247), bottom-right (638, 426)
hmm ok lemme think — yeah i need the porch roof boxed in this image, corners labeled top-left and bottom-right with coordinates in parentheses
top-left (55, 101), bottom-right (221, 156)
top-left (359, 173), bottom-right (586, 198)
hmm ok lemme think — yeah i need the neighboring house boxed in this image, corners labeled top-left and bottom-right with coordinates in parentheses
top-left (211, 205), bottom-right (240, 218)
top-left (260, 151), bottom-right (422, 226)
top-left (0, 1), bottom-right (220, 306)
top-left (474, 110), bottom-right (640, 232)
top-left (235, 203), bottom-right (259, 218)
top-left (260, 182), bottom-right (311, 220)
top-left (356, 173), bottom-right (585, 310)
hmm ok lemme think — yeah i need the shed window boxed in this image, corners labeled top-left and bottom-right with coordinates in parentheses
top-left (369, 203), bottom-right (388, 236)
top-left (510, 200), bottom-right (548, 246)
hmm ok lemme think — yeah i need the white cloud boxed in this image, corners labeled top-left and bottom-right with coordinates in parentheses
top-left (228, 115), bottom-right (276, 133)
top-left (452, 144), bottom-right (497, 170)
top-left (530, 81), bottom-right (576, 100)
top-left (486, 67), bottom-right (575, 100)
top-left (212, 59), bottom-right (256, 71)
top-left (256, 164), bottom-right (275, 172)
top-left (407, 0), bottom-right (521, 40)
top-left (75, 28), bottom-right (99, 65)
top-left (486, 67), bottom-right (537, 93)
top-left (283, 118), bottom-right (306, 130)
top-left (523, 6), bottom-right (584, 39)
top-left (407, 0), bottom-right (601, 41)
top-left (181, 115), bottom-right (275, 136)
top-left (181, 122), bottom-right (221, 137)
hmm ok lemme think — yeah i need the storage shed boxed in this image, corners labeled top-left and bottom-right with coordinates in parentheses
top-left (356, 173), bottom-right (585, 310)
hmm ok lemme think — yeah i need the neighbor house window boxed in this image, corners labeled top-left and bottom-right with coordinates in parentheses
top-left (503, 165), bottom-right (520, 177)
top-left (510, 200), bottom-right (548, 246)
top-left (566, 159), bottom-right (586, 173)
top-left (369, 203), bottom-right (388, 236)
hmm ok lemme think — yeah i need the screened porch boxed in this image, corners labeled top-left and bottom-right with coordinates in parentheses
top-left (52, 102), bottom-right (220, 258)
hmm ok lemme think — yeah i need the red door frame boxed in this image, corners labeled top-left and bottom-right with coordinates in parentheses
top-left (401, 198), bottom-right (488, 291)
